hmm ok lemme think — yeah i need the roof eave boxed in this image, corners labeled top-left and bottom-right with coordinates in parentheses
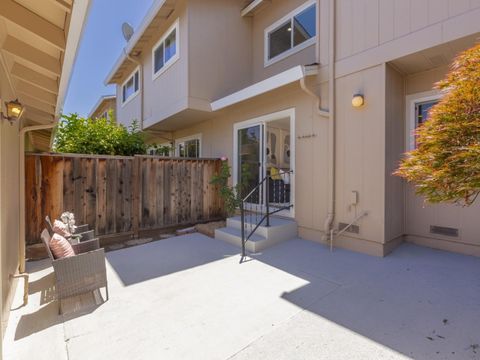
top-left (104, 0), bottom-right (170, 85)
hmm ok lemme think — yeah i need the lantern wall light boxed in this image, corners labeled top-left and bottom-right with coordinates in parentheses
top-left (1, 99), bottom-right (25, 124)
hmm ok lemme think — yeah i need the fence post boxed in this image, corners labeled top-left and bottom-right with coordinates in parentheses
top-left (131, 155), bottom-right (140, 239)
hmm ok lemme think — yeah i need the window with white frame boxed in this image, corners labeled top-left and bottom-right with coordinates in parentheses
top-left (176, 135), bottom-right (201, 158)
top-left (152, 20), bottom-right (179, 79)
top-left (406, 93), bottom-right (442, 150)
top-left (265, 1), bottom-right (316, 65)
top-left (122, 69), bottom-right (140, 104)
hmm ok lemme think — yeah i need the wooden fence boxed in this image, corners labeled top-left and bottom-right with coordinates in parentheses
top-left (25, 153), bottom-right (224, 245)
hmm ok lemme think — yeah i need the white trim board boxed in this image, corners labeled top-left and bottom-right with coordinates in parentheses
top-left (211, 65), bottom-right (317, 111)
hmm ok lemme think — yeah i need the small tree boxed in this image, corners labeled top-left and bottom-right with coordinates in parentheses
top-left (395, 43), bottom-right (480, 205)
top-left (53, 113), bottom-right (147, 156)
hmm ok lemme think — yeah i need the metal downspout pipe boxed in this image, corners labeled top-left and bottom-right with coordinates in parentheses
top-left (325, 0), bottom-right (336, 249)
top-left (299, 0), bottom-right (336, 249)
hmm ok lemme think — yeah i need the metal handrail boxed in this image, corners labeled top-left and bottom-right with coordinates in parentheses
top-left (240, 170), bottom-right (293, 261)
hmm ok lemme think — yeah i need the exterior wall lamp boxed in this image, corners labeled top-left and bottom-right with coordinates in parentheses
top-left (352, 94), bottom-right (365, 108)
top-left (1, 99), bottom-right (25, 124)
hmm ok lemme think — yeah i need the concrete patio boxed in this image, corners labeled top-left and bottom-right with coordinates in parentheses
top-left (4, 234), bottom-right (480, 360)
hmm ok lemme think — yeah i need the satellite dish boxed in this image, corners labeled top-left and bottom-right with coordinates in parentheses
top-left (122, 22), bottom-right (134, 42)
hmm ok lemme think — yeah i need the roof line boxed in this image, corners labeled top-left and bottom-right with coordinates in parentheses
top-left (88, 94), bottom-right (116, 118)
top-left (55, 0), bottom-right (92, 119)
top-left (104, 0), bottom-right (168, 85)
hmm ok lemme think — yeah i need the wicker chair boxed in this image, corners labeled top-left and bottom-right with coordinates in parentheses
top-left (40, 229), bottom-right (109, 314)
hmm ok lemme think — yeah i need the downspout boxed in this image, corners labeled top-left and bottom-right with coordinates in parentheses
top-left (124, 50), bottom-right (144, 130)
top-left (325, 0), bottom-right (336, 246)
top-left (299, 0), bottom-right (336, 246)
top-left (19, 122), bottom-right (56, 274)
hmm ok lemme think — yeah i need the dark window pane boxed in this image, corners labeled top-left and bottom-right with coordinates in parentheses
top-left (268, 21), bottom-right (292, 60)
top-left (416, 100), bottom-right (438, 127)
top-left (134, 71), bottom-right (139, 91)
top-left (123, 75), bottom-right (135, 102)
top-left (293, 4), bottom-right (316, 46)
top-left (165, 29), bottom-right (177, 63)
top-left (154, 43), bottom-right (164, 73)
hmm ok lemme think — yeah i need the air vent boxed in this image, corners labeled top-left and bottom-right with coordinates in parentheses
top-left (430, 225), bottom-right (459, 237)
top-left (338, 222), bottom-right (360, 234)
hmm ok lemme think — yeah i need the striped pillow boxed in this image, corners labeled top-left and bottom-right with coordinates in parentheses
top-left (53, 220), bottom-right (72, 238)
top-left (50, 233), bottom-right (75, 259)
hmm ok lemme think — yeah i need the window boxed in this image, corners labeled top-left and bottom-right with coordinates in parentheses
top-left (406, 92), bottom-right (442, 150)
top-left (122, 69), bottom-right (140, 105)
top-left (176, 135), bottom-right (201, 158)
top-left (102, 111), bottom-right (108, 120)
top-left (152, 20), bottom-right (179, 79)
top-left (265, 1), bottom-right (316, 65)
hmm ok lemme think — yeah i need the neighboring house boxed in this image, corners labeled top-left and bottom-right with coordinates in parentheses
top-left (105, 0), bottom-right (480, 257)
top-left (88, 95), bottom-right (116, 120)
top-left (0, 0), bottom-right (90, 347)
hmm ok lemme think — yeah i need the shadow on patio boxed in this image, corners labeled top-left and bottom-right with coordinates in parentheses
top-left (247, 240), bottom-right (480, 360)
top-left (106, 234), bottom-right (239, 286)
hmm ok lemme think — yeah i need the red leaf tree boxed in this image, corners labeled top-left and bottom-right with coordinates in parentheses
top-left (396, 43), bottom-right (480, 205)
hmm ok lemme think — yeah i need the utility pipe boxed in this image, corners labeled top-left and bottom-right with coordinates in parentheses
top-left (19, 123), bottom-right (56, 273)
top-left (325, 0), bottom-right (336, 245)
top-left (299, 0), bottom-right (336, 245)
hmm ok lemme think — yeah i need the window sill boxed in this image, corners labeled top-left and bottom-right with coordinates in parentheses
top-left (121, 90), bottom-right (140, 108)
top-left (152, 54), bottom-right (180, 82)
top-left (264, 37), bottom-right (316, 68)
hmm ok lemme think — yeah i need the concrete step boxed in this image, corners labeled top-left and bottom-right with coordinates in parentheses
top-left (215, 216), bottom-right (298, 253)
top-left (226, 216), bottom-right (297, 241)
top-left (215, 227), bottom-right (267, 253)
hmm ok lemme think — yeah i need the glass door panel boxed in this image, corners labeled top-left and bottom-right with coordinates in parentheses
top-left (238, 125), bottom-right (262, 204)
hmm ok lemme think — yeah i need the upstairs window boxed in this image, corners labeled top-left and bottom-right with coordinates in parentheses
top-left (122, 69), bottom-right (139, 105)
top-left (153, 20), bottom-right (179, 79)
top-left (265, 1), bottom-right (316, 65)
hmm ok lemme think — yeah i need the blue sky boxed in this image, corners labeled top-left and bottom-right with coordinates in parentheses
top-left (63, 0), bottom-right (154, 117)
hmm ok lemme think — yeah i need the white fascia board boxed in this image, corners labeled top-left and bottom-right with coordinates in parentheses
top-left (211, 65), bottom-right (317, 111)
top-left (55, 0), bottom-right (92, 119)
top-left (241, 0), bottom-right (265, 17)
top-left (104, 0), bottom-right (168, 85)
top-left (87, 95), bottom-right (116, 118)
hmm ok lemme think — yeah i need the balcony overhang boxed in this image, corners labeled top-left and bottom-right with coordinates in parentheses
top-left (211, 64), bottom-right (318, 111)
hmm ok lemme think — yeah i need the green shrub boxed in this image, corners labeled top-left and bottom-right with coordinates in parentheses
top-left (53, 113), bottom-right (147, 156)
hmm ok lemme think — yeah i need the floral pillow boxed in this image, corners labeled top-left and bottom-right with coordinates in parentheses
top-left (49, 233), bottom-right (75, 258)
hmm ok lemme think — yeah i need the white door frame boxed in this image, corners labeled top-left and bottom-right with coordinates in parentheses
top-left (233, 108), bottom-right (295, 218)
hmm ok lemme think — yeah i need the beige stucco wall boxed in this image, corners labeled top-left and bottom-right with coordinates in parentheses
top-left (188, 0), bottom-right (252, 103)
top-left (334, 0), bottom-right (480, 78)
top-left (384, 64), bottom-right (405, 244)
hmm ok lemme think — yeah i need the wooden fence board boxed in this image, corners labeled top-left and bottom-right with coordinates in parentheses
top-left (25, 153), bottom-right (224, 245)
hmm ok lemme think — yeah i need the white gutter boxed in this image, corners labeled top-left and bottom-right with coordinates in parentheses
top-left (54, 0), bottom-right (92, 119)
top-left (211, 65), bottom-right (318, 111)
top-left (104, 0), bottom-right (168, 85)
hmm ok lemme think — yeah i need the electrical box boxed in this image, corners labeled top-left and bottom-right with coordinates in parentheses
top-left (350, 191), bottom-right (359, 206)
